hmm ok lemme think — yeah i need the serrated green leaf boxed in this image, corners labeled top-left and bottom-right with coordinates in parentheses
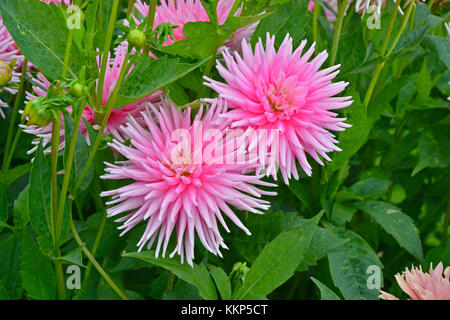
top-left (349, 178), bottom-right (391, 199)
top-left (327, 226), bottom-right (383, 300)
top-left (355, 200), bottom-right (424, 261)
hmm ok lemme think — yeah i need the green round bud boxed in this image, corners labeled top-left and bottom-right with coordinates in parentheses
top-left (127, 29), bottom-right (146, 48)
top-left (70, 82), bottom-right (87, 97)
top-left (0, 60), bottom-right (13, 88)
top-left (22, 98), bottom-right (53, 127)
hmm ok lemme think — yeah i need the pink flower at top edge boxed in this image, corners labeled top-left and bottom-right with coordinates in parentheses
top-left (204, 33), bottom-right (352, 184)
top-left (100, 97), bottom-right (277, 266)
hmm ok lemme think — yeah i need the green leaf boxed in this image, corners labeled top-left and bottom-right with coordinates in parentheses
top-left (337, 25), bottom-right (367, 74)
top-left (233, 212), bottom-right (322, 300)
top-left (412, 125), bottom-right (450, 176)
top-left (124, 251), bottom-right (218, 300)
top-left (355, 200), bottom-right (424, 261)
top-left (28, 141), bottom-right (53, 254)
top-left (327, 226), bottom-right (383, 300)
top-left (0, 233), bottom-right (22, 299)
top-left (311, 277), bottom-right (340, 300)
top-left (0, 0), bottom-right (85, 79)
top-left (298, 226), bottom-right (348, 271)
top-left (349, 178), bottom-right (391, 199)
top-left (52, 246), bottom-right (85, 267)
top-left (251, 0), bottom-right (312, 48)
top-left (416, 59), bottom-right (432, 102)
top-left (328, 90), bottom-right (371, 171)
top-left (20, 228), bottom-right (56, 300)
top-left (0, 281), bottom-right (9, 300)
top-left (13, 185), bottom-right (30, 227)
top-left (163, 279), bottom-right (202, 300)
top-left (63, 113), bottom-right (94, 191)
top-left (331, 202), bottom-right (357, 226)
top-left (423, 35), bottom-right (450, 70)
top-left (0, 163), bottom-right (32, 187)
top-left (207, 265), bottom-right (231, 300)
top-left (116, 56), bottom-right (207, 108)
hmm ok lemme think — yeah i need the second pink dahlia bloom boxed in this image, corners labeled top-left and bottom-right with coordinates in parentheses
top-left (100, 98), bottom-right (276, 265)
top-left (379, 262), bottom-right (450, 300)
top-left (204, 33), bottom-right (352, 183)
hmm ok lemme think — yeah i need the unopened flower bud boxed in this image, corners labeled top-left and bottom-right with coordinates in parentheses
top-left (0, 60), bottom-right (13, 88)
top-left (70, 82), bottom-right (88, 97)
top-left (127, 29), bottom-right (146, 48)
top-left (22, 98), bottom-right (53, 127)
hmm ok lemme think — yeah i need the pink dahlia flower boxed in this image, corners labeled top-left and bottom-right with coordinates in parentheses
top-left (204, 33), bottom-right (352, 184)
top-left (135, 0), bottom-right (258, 51)
top-left (100, 97), bottom-right (276, 265)
top-left (22, 43), bottom-right (160, 154)
top-left (0, 19), bottom-right (20, 118)
top-left (380, 262), bottom-right (450, 300)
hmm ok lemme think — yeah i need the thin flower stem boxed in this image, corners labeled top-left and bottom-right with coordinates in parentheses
top-left (126, 0), bottom-right (136, 19)
top-left (4, 124), bottom-right (23, 171)
top-left (329, 0), bottom-right (349, 67)
top-left (428, 0), bottom-right (434, 8)
top-left (363, 0), bottom-right (412, 107)
top-left (70, 218), bottom-right (129, 300)
top-left (82, 176), bottom-right (107, 285)
top-left (96, 0), bottom-right (120, 110)
top-left (71, 51), bottom-right (131, 198)
top-left (143, 0), bottom-right (157, 55)
top-left (54, 101), bottom-right (86, 249)
top-left (312, 0), bottom-right (319, 54)
top-left (2, 58), bottom-right (28, 172)
top-left (50, 112), bottom-right (66, 301)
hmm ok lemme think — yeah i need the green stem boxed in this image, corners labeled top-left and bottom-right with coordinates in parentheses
top-left (126, 0), bottom-right (136, 19)
top-left (96, 0), bottom-right (120, 110)
top-left (2, 58), bottom-right (28, 172)
top-left (143, 0), bottom-right (157, 56)
top-left (70, 219), bottom-right (129, 300)
top-left (4, 125), bottom-right (23, 171)
top-left (50, 113), bottom-right (66, 300)
top-left (329, 0), bottom-right (348, 66)
top-left (312, 0), bottom-right (319, 54)
top-left (50, 115), bottom-right (61, 248)
top-left (54, 101), bottom-right (86, 249)
top-left (428, 0), bottom-right (434, 9)
top-left (363, 0), bottom-right (412, 107)
top-left (82, 176), bottom-right (107, 284)
top-left (71, 51), bottom-right (131, 198)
